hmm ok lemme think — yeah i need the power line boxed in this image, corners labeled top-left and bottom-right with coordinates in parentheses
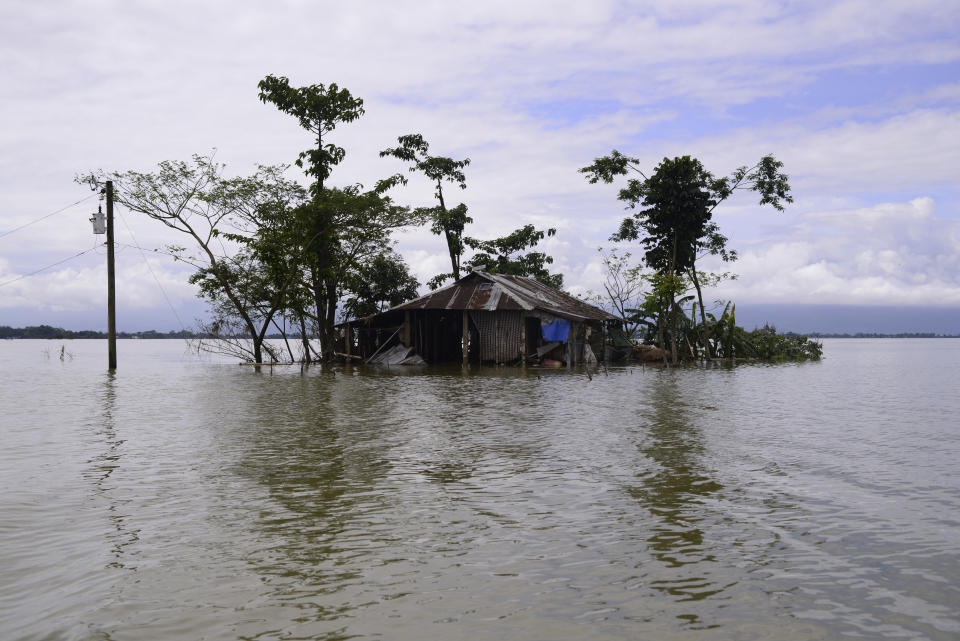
top-left (115, 209), bottom-right (190, 333)
top-left (115, 242), bottom-right (181, 260)
top-left (0, 244), bottom-right (104, 289)
top-left (0, 193), bottom-right (98, 240)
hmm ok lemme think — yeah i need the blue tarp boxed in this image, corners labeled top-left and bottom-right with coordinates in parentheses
top-left (541, 318), bottom-right (571, 343)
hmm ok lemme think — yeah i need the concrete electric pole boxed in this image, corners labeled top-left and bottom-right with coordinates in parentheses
top-left (90, 179), bottom-right (117, 370)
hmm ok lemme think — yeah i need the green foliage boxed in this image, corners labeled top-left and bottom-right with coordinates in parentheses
top-left (582, 149), bottom-right (793, 363)
top-left (696, 304), bottom-right (822, 361)
top-left (612, 156), bottom-right (716, 275)
top-left (257, 75), bottom-right (364, 190)
top-left (746, 324), bottom-right (823, 361)
top-left (714, 155), bottom-right (793, 211)
top-left (381, 133), bottom-right (564, 294)
top-left (380, 134), bottom-right (472, 280)
top-left (579, 149), bottom-right (642, 184)
top-left (381, 133), bottom-right (470, 190)
top-left (463, 225), bottom-right (563, 289)
top-left (342, 251), bottom-right (419, 319)
top-left (87, 154), bottom-right (311, 363)
top-left (580, 151), bottom-right (792, 270)
top-left (258, 75), bottom-right (424, 361)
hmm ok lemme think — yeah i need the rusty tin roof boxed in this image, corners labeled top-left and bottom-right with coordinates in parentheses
top-left (387, 271), bottom-right (616, 322)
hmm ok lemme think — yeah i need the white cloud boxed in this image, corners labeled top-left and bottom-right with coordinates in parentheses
top-left (0, 251), bottom-right (198, 312)
top-left (2, 1), bottom-right (960, 325)
top-left (702, 198), bottom-right (960, 305)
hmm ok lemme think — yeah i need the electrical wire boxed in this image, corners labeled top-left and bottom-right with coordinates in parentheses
top-left (115, 242), bottom-right (181, 260)
top-left (0, 245), bottom-right (104, 289)
top-left (115, 209), bottom-right (190, 332)
top-left (0, 193), bottom-right (98, 240)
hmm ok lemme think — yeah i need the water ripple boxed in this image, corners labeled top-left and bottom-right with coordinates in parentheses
top-left (1, 339), bottom-right (959, 640)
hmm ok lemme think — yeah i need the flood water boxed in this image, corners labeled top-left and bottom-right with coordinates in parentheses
top-left (1, 338), bottom-right (959, 640)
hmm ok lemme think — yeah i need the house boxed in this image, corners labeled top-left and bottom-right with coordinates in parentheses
top-left (338, 270), bottom-right (619, 366)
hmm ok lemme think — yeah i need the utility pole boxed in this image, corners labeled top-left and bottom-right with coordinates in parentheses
top-left (89, 178), bottom-right (117, 370)
top-left (106, 180), bottom-right (117, 370)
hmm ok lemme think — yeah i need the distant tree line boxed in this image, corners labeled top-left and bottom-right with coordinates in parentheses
top-left (0, 326), bottom-right (201, 339)
top-left (0, 325), bottom-right (322, 340)
top-left (807, 332), bottom-right (959, 338)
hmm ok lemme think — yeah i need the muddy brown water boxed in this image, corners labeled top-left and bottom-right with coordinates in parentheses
top-left (1, 339), bottom-right (958, 640)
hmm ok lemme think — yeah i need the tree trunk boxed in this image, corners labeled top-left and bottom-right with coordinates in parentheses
top-left (669, 231), bottom-right (679, 365)
top-left (671, 295), bottom-right (679, 364)
top-left (274, 316), bottom-right (294, 362)
top-left (323, 277), bottom-right (338, 362)
top-left (252, 336), bottom-right (262, 364)
top-left (311, 266), bottom-right (326, 360)
top-left (299, 313), bottom-right (311, 364)
top-left (657, 295), bottom-right (669, 366)
top-left (445, 228), bottom-right (460, 280)
top-left (689, 266), bottom-right (711, 360)
top-left (436, 181), bottom-right (460, 280)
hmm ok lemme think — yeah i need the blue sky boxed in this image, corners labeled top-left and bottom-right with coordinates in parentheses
top-left (1, 1), bottom-right (959, 332)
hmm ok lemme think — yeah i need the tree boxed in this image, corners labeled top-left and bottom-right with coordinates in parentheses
top-left (259, 75), bottom-right (419, 361)
top-left (587, 248), bottom-right (649, 340)
top-left (380, 134), bottom-right (472, 281)
top-left (462, 224), bottom-right (564, 289)
top-left (257, 75), bottom-right (364, 195)
top-left (85, 155), bottom-right (309, 363)
top-left (581, 152), bottom-right (792, 363)
top-left (342, 251), bottom-right (419, 319)
top-left (278, 183), bottom-right (420, 360)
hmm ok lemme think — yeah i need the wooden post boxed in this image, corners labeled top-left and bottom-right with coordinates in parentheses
top-left (601, 322), bottom-right (606, 363)
top-left (404, 310), bottom-right (411, 347)
top-left (462, 311), bottom-right (469, 367)
top-left (106, 180), bottom-right (117, 371)
top-left (566, 320), bottom-right (573, 367)
top-left (520, 311), bottom-right (527, 367)
top-left (585, 326), bottom-right (592, 363)
top-left (571, 322), bottom-right (581, 366)
top-left (345, 324), bottom-right (351, 359)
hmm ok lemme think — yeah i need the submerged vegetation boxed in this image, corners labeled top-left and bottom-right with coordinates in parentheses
top-left (588, 260), bottom-right (823, 364)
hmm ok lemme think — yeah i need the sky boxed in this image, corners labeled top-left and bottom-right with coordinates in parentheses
top-left (1, 0), bottom-right (959, 333)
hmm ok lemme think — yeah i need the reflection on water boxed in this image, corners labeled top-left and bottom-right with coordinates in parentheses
top-left (83, 372), bottom-right (140, 572)
top-left (628, 372), bottom-right (725, 625)
top-left (1, 339), bottom-right (960, 640)
top-left (241, 378), bottom-right (379, 625)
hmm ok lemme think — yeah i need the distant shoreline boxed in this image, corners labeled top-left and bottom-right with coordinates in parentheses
top-left (805, 332), bottom-right (960, 338)
top-left (0, 325), bottom-right (298, 340)
top-left (3, 325), bottom-right (959, 340)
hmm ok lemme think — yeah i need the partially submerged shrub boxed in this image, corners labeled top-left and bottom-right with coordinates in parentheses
top-left (745, 324), bottom-right (822, 361)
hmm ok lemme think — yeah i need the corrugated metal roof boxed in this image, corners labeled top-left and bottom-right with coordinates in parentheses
top-left (388, 271), bottom-right (615, 321)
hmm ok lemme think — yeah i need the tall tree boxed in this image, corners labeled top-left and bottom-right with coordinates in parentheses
top-left (581, 152), bottom-right (791, 363)
top-left (380, 134), bottom-right (472, 281)
top-left (257, 75), bottom-right (368, 361)
top-left (257, 75), bottom-right (364, 196)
